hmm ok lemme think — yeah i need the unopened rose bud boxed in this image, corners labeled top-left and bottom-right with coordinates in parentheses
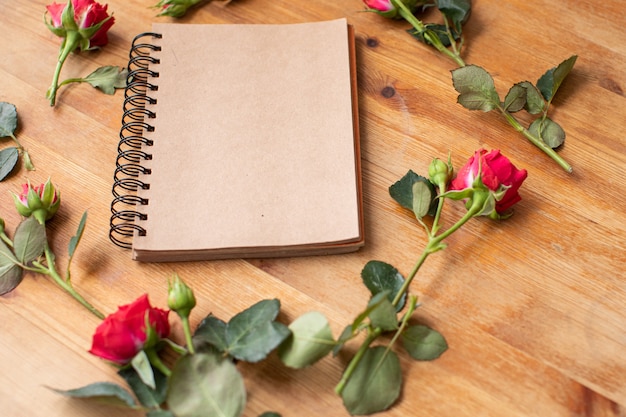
top-left (428, 157), bottom-right (453, 189)
top-left (168, 274), bottom-right (196, 319)
top-left (13, 179), bottom-right (61, 224)
top-left (155, 0), bottom-right (204, 18)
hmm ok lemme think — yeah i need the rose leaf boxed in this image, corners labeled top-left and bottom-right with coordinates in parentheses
top-left (0, 147), bottom-right (19, 182)
top-left (47, 382), bottom-right (138, 408)
top-left (13, 216), bottom-right (46, 264)
top-left (529, 117), bottom-right (566, 148)
top-left (536, 55), bottom-right (578, 102)
top-left (193, 314), bottom-right (229, 352)
top-left (167, 352), bottom-right (246, 417)
top-left (341, 346), bottom-right (402, 415)
top-left (412, 180), bottom-right (434, 219)
top-left (118, 366), bottom-right (168, 409)
top-left (520, 81), bottom-right (547, 114)
top-left (225, 299), bottom-right (290, 362)
top-left (82, 66), bottom-right (128, 95)
top-left (367, 294), bottom-right (399, 331)
top-left (503, 83), bottom-right (528, 112)
top-left (0, 102), bottom-right (18, 138)
top-left (68, 211), bottom-right (88, 258)
top-left (361, 260), bottom-right (406, 311)
top-left (277, 311), bottom-right (335, 368)
top-left (451, 65), bottom-right (500, 111)
top-left (402, 324), bottom-right (448, 360)
top-left (437, 0), bottom-right (472, 32)
top-left (0, 262), bottom-right (23, 295)
top-left (389, 170), bottom-right (437, 216)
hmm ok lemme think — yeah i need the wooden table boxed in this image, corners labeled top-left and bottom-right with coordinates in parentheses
top-left (1, 0), bottom-right (625, 416)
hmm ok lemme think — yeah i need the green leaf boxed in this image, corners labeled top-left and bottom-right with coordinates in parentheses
top-left (12, 216), bottom-right (46, 264)
top-left (389, 170), bottom-right (437, 216)
top-left (278, 311), bottom-right (335, 368)
top-left (451, 65), bottom-right (500, 111)
top-left (68, 211), bottom-right (88, 258)
top-left (167, 352), bottom-right (246, 417)
top-left (258, 413), bottom-right (281, 417)
top-left (118, 366), bottom-right (168, 409)
top-left (367, 295), bottom-right (398, 331)
top-left (0, 228), bottom-right (24, 295)
top-left (48, 382), bottom-right (138, 408)
top-left (341, 346), bottom-right (402, 415)
top-left (82, 66), bottom-right (128, 95)
top-left (518, 81), bottom-right (546, 114)
top-left (412, 180), bottom-right (433, 219)
top-left (503, 83), bottom-right (527, 112)
top-left (402, 324), bottom-right (448, 360)
top-left (195, 299), bottom-right (290, 363)
top-left (0, 147), bottom-right (19, 181)
top-left (0, 261), bottom-right (23, 295)
top-left (0, 102), bottom-right (18, 138)
top-left (529, 117), bottom-right (566, 148)
top-left (437, 0), bottom-right (471, 33)
top-left (536, 55), bottom-right (578, 102)
top-left (131, 350), bottom-right (156, 390)
top-left (193, 314), bottom-right (229, 352)
top-left (361, 260), bottom-right (406, 312)
top-left (226, 299), bottom-right (290, 362)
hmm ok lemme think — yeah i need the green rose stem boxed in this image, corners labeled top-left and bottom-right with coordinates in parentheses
top-left (335, 190), bottom-right (485, 396)
top-left (146, 348), bottom-right (172, 377)
top-left (4, 131), bottom-right (34, 170)
top-left (497, 106), bottom-right (573, 173)
top-left (180, 315), bottom-right (195, 354)
top-left (385, 2), bottom-right (572, 172)
top-left (391, 0), bottom-right (466, 68)
top-left (27, 244), bottom-right (104, 319)
top-left (47, 30), bottom-right (81, 107)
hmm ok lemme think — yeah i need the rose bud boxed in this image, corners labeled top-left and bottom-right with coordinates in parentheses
top-left (168, 274), bottom-right (196, 319)
top-left (13, 179), bottom-right (61, 224)
top-left (45, 0), bottom-right (115, 105)
top-left (154, 0), bottom-right (204, 18)
top-left (89, 294), bottom-right (170, 366)
top-left (428, 157), bottom-right (453, 189)
top-left (449, 149), bottom-right (528, 218)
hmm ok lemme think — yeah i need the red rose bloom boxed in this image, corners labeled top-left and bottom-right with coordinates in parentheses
top-left (450, 149), bottom-right (528, 214)
top-left (89, 294), bottom-right (170, 365)
top-left (46, 0), bottom-right (114, 48)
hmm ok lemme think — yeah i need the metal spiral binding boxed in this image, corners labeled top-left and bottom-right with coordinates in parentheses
top-left (109, 32), bottom-right (162, 249)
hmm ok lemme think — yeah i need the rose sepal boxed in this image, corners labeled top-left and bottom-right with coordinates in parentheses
top-left (78, 16), bottom-right (114, 50)
top-left (60, 1), bottom-right (78, 31)
top-left (44, 14), bottom-right (66, 37)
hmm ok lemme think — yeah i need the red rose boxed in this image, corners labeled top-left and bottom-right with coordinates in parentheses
top-left (46, 0), bottom-right (114, 48)
top-left (450, 149), bottom-right (528, 214)
top-left (89, 294), bottom-right (170, 365)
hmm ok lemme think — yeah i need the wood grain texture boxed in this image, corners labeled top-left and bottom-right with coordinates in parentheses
top-left (1, 0), bottom-right (624, 416)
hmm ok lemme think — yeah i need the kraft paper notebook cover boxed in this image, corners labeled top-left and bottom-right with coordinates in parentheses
top-left (109, 19), bottom-right (364, 262)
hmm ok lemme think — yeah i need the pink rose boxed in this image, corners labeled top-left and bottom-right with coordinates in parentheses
top-left (89, 294), bottom-right (170, 365)
top-left (450, 149), bottom-right (528, 214)
top-left (46, 0), bottom-right (114, 48)
top-left (362, 0), bottom-right (422, 18)
top-left (363, 0), bottom-right (395, 12)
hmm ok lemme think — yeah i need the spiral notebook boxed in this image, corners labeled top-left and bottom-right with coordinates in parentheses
top-left (110, 19), bottom-right (363, 262)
